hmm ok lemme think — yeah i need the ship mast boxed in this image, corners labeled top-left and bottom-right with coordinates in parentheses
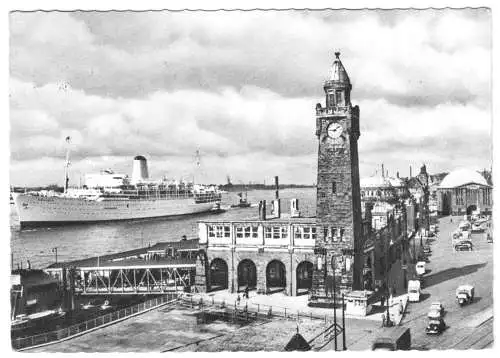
top-left (64, 136), bottom-right (71, 193)
top-left (194, 149), bottom-right (201, 184)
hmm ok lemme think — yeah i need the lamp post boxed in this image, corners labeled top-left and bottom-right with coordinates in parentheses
top-left (342, 293), bottom-right (347, 350)
top-left (331, 255), bottom-right (338, 351)
top-left (385, 239), bottom-right (392, 327)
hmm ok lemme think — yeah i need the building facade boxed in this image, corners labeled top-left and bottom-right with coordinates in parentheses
top-left (197, 207), bottom-right (317, 296)
top-left (437, 169), bottom-right (493, 215)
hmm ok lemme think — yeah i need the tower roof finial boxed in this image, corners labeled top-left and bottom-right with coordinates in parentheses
top-left (328, 50), bottom-right (350, 84)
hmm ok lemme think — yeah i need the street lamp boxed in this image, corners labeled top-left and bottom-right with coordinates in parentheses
top-left (331, 255), bottom-right (338, 351)
top-left (385, 239), bottom-right (392, 327)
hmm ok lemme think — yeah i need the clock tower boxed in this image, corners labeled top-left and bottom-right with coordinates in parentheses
top-left (310, 52), bottom-right (363, 305)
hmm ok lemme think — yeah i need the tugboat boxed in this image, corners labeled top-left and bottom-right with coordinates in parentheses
top-left (230, 192), bottom-right (251, 208)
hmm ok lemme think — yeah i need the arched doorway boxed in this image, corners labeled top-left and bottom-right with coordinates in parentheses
top-left (296, 261), bottom-right (313, 295)
top-left (266, 260), bottom-right (286, 293)
top-left (209, 258), bottom-right (228, 291)
top-left (237, 259), bottom-right (257, 291)
top-left (466, 205), bottom-right (477, 216)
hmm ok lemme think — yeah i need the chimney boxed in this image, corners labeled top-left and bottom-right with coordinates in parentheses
top-left (259, 200), bottom-right (267, 220)
top-left (272, 199), bottom-right (281, 218)
top-left (381, 164), bottom-right (385, 178)
top-left (27, 260), bottom-right (31, 270)
top-left (409, 165), bottom-right (412, 178)
top-left (386, 169), bottom-right (389, 178)
top-left (397, 171), bottom-right (400, 179)
top-left (272, 176), bottom-right (281, 218)
top-left (290, 198), bottom-right (301, 218)
top-left (274, 176), bottom-right (279, 199)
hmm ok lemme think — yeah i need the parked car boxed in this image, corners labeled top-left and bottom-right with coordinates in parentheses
top-left (487, 233), bottom-right (493, 243)
top-left (471, 223), bottom-right (484, 233)
top-left (408, 280), bottom-right (421, 303)
top-left (422, 246), bottom-right (431, 254)
top-left (456, 285), bottom-right (474, 306)
top-left (426, 318), bottom-right (446, 335)
top-left (454, 240), bottom-right (473, 251)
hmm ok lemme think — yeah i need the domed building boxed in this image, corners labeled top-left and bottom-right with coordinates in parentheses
top-left (360, 164), bottom-right (408, 202)
top-left (360, 174), bottom-right (395, 201)
top-left (437, 168), bottom-right (492, 215)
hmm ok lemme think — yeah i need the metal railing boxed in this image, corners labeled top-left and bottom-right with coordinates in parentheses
top-left (12, 293), bottom-right (179, 351)
top-left (180, 293), bottom-right (335, 323)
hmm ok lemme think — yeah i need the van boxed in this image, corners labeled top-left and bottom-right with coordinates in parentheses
top-left (408, 280), bottom-right (421, 302)
top-left (372, 327), bottom-right (411, 351)
top-left (415, 261), bottom-right (426, 276)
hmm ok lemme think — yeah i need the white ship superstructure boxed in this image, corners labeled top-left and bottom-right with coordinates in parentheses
top-left (13, 155), bottom-right (222, 228)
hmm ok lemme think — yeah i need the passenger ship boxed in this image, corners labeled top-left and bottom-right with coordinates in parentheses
top-left (13, 155), bottom-right (222, 228)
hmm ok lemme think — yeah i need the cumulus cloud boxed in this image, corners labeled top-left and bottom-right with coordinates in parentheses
top-left (9, 9), bottom-right (492, 186)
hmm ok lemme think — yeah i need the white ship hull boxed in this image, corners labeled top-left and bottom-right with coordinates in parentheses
top-left (13, 193), bottom-right (219, 228)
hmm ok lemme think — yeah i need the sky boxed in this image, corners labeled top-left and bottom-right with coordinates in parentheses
top-left (9, 9), bottom-right (492, 186)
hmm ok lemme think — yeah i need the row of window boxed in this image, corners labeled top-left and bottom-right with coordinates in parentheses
top-left (454, 188), bottom-right (492, 206)
top-left (207, 224), bottom-right (318, 240)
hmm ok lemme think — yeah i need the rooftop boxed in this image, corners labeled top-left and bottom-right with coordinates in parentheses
top-left (327, 51), bottom-right (351, 84)
top-left (45, 239), bottom-right (199, 270)
top-left (439, 168), bottom-right (490, 189)
top-left (199, 214), bottom-right (317, 225)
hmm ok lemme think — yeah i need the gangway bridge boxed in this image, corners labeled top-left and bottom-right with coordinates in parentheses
top-left (44, 239), bottom-right (200, 295)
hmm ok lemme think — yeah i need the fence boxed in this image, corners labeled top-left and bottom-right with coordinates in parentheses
top-left (180, 294), bottom-right (336, 324)
top-left (12, 293), bottom-right (179, 351)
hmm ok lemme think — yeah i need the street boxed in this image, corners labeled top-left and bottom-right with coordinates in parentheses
top-left (401, 216), bottom-right (494, 349)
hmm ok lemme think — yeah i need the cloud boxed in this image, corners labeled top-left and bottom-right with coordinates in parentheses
top-left (9, 10), bottom-right (492, 186)
top-left (10, 10), bottom-right (491, 105)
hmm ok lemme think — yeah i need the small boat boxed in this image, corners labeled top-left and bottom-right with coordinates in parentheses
top-left (100, 300), bottom-right (112, 310)
top-left (11, 308), bottom-right (66, 331)
top-left (230, 192), bottom-right (251, 208)
top-left (82, 301), bottom-right (96, 310)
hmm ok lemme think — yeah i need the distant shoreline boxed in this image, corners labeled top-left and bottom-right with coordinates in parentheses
top-left (11, 184), bottom-right (316, 193)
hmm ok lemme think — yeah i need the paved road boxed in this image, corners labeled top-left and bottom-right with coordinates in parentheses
top-left (400, 216), bottom-right (493, 350)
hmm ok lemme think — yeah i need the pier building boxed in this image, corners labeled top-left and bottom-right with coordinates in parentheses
top-left (195, 53), bottom-right (412, 307)
top-left (197, 201), bottom-right (316, 296)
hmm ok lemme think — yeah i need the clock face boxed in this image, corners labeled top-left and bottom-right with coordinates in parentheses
top-left (327, 122), bottom-right (343, 139)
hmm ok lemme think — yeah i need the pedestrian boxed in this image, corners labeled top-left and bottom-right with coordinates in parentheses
top-left (237, 294), bottom-right (241, 305)
top-left (244, 286), bottom-right (249, 299)
top-left (381, 314), bottom-right (385, 327)
top-left (380, 295), bottom-right (385, 308)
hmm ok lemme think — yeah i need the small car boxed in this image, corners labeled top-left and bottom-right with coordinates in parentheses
top-left (487, 234), bottom-right (493, 243)
top-left (423, 246), bottom-right (431, 254)
top-left (426, 318), bottom-right (446, 335)
top-left (454, 241), bottom-right (473, 251)
top-left (428, 302), bottom-right (445, 317)
top-left (471, 223), bottom-right (484, 233)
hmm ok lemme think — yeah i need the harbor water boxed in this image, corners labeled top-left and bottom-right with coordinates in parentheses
top-left (10, 188), bottom-right (316, 269)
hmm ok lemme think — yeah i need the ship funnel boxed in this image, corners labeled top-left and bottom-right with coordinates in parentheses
top-left (132, 155), bottom-right (149, 184)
